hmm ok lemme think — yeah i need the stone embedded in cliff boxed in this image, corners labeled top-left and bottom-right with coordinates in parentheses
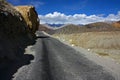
top-left (15, 6), bottom-right (39, 33)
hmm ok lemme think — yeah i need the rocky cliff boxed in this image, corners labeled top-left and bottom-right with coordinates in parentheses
top-left (0, 1), bottom-right (36, 61)
top-left (15, 6), bottom-right (39, 34)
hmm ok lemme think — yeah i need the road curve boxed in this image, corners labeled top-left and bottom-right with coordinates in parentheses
top-left (13, 32), bottom-right (115, 80)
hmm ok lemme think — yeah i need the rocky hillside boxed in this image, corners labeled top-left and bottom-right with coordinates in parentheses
top-left (54, 22), bottom-right (120, 34)
top-left (55, 24), bottom-right (82, 34)
top-left (0, 1), bottom-right (38, 62)
top-left (112, 21), bottom-right (120, 28)
top-left (53, 21), bottom-right (120, 62)
top-left (39, 24), bottom-right (55, 34)
top-left (53, 21), bottom-right (120, 49)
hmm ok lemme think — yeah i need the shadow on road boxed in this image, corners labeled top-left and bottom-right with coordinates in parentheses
top-left (0, 54), bottom-right (34, 80)
top-left (0, 36), bottom-right (36, 80)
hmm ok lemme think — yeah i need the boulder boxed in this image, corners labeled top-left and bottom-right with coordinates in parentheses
top-left (15, 6), bottom-right (39, 33)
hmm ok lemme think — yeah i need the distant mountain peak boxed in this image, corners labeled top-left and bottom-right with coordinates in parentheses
top-left (44, 23), bottom-right (64, 27)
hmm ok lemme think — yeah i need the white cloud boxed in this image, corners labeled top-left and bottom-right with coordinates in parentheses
top-left (39, 11), bottom-right (120, 25)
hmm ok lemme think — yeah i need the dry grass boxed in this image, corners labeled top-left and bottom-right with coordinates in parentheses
top-left (53, 31), bottom-right (120, 63)
top-left (53, 31), bottom-right (120, 49)
top-left (96, 52), bottom-right (109, 56)
top-left (90, 49), bottom-right (120, 63)
top-left (110, 55), bottom-right (120, 63)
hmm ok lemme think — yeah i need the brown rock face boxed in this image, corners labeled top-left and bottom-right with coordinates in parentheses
top-left (0, 1), bottom-right (35, 61)
top-left (15, 6), bottom-right (39, 33)
top-left (0, 1), bottom-right (28, 37)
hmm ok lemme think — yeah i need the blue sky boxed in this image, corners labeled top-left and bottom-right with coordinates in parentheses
top-left (7, 0), bottom-right (120, 24)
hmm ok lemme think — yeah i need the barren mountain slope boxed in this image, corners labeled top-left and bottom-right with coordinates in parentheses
top-left (54, 22), bottom-right (120, 34)
top-left (55, 24), bottom-right (83, 34)
top-left (53, 22), bottom-right (120, 63)
top-left (112, 21), bottom-right (120, 28)
top-left (39, 24), bottom-right (55, 34)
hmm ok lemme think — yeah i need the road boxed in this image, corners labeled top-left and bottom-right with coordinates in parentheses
top-left (13, 31), bottom-right (115, 80)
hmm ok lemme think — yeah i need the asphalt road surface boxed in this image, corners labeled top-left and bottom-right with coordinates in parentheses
top-left (13, 31), bottom-right (115, 80)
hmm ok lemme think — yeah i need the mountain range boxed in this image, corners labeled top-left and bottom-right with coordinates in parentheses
top-left (39, 21), bottom-right (120, 34)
